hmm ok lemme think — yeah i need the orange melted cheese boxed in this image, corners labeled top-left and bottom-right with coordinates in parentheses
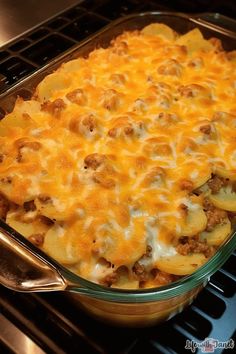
top-left (0, 25), bottom-right (236, 284)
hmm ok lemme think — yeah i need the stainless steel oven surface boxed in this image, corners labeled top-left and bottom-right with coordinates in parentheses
top-left (0, 1), bottom-right (236, 353)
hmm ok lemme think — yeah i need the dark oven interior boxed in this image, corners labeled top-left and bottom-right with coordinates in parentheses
top-left (0, 1), bottom-right (236, 353)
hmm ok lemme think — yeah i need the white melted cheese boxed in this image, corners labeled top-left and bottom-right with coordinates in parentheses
top-left (141, 218), bottom-right (177, 268)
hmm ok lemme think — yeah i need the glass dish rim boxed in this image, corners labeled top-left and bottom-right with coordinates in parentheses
top-left (0, 11), bottom-right (236, 303)
top-left (1, 10), bottom-right (236, 102)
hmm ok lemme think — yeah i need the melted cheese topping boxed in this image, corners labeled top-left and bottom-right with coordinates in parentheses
top-left (0, 25), bottom-right (235, 286)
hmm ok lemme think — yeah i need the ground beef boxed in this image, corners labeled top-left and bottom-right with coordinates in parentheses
top-left (144, 245), bottom-right (152, 257)
top-left (41, 98), bottom-right (66, 118)
top-left (207, 175), bottom-right (228, 194)
top-left (92, 172), bottom-right (115, 189)
top-left (23, 200), bottom-right (36, 212)
top-left (28, 233), bottom-right (45, 247)
top-left (205, 209), bottom-right (228, 231)
top-left (107, 127), bottom-right (117, 137)
top-left (177, 236), bottom-right (214, 258)
top-left (81, 114), bottom-right (96, 132)
top-left (66, 88), bottom-right (87, 105)
top-left (84, 153), bottom-right (106, 170)
top-left (101, 271), bottom-right (119, 287)
top-left (14, 138), bottom-right (41, 151)
top-left (132, 245), bottom-right (153, 282)
top-left (132, 261), bottom-right (148, 281)
top-left (203, 198), bottom-right (228, 231)
top-left (200, 124), bottom-right (211, 135)
top-left (203, 198), bottom-right (214, 211)
top-left (102, 89), bottom-right (120, 111)
top-left (179, 179), bottom-right (194, 191)
top-left (179, 203), bottom-right (188, 216)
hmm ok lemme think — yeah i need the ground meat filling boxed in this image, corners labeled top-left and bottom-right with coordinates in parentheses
top-left (28, 233), bottom-right (45, 247)
top-left (41, 98), bottom-right (66, 118)
top-left (177, 236), bottom-right (214, 258)
top-left (132, 245), bottom-right (153, 283)
top-left (132, 261), bottom-right (148, 281)
top-left (179, 178), bottom-right (194, 191)
top-left (199, 124), bottom-right (211, 135)
top-left (100, 271), bottom-right (119, 287)
top-left (207, 175), bottom-right (228, 194)
top-left (23, 200), bottom-right (36, 212)
top-left (84, 153), bottom-right (106, 170)
top-left (144, 244), bottom-right (152, 257)
top-left (203, 198), bottom-right (228, 231)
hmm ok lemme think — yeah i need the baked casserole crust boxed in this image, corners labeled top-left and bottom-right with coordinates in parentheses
top-left (0, 23), bottom-right (236, 289)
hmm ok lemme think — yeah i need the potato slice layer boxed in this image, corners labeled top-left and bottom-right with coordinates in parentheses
top-left (215, 167), bottom-right (236, 181)
top-left (176, 28), bottom-right (213, 53)
top-left (181, 208), bottom-right (207, 237)
top-left (43, 224), bottom-right (79, 265)
top-left (209, 186), bottom-right (236, 211)
top-left (6, 212), bottom-right (49, 238)
top-left (156, 253), bottom-right (206, 275)
top-left (141, 23), bottom-right (176, 41)
top-left (200, 218), bottom-right (231, 246)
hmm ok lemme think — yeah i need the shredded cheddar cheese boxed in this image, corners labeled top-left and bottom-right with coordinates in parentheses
top-left (0, 24), bottom-right (235, 288)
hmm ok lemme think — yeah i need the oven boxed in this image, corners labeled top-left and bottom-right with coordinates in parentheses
top-left (0, 1), bottom-right (235, 353)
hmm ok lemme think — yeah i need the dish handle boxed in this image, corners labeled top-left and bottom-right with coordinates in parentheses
top-left (0, 222), bottom-right (67, 292)
top-left (191, 13), bottom-right (236, 37)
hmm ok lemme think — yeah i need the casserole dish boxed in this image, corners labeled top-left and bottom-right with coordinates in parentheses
top-left (0, 12), bottom-right (236, 327)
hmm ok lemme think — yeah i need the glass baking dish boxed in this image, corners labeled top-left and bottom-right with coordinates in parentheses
top-left (0, 12), bottom-right (236, 327)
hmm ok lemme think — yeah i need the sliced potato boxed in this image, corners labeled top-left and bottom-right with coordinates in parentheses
top-left (192, 166), bottom-right (212, 190)
top-left (60, 58), bottom-right (83, 73)
top-left (35, 72), bottom-right (70, 102)
top-left (112, 279), bottom-right (139, 289)
top-left (6, 212), bottom-right (49, 238)
top-left (209, 186), bottom-right (236, 211)
top-left (43, 224), bottom-right (79, 265)
top-left (176, 28), bottom-right (213, 54)
top-left (0, 180), bottom-right (13, 202)
top-left (173, 160), bottom-right (212, 191)
top-left (181, 207), bottom-right (207, 237)
top-left (215, 167), bottom-right (236, 181)
top-left (35, 197), bottom-right (73, 221)
top-left (7, 214), bottom-right (35, 237)
top-left (141, 23), bottom-right (176, 41)
top-left (0, 99), bottom-right (39, 135)
top-left (35, 197), bottom-right (58, 221)
top-left (195, 181), bottom-right (211, 195)
top-left (200, 218), bottom-right (231, 246)
top-left (156, 253), bottom-right (206, 275)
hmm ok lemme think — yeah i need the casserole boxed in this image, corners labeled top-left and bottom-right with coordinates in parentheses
top-left (0, 12), bottom-right (236, 327)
